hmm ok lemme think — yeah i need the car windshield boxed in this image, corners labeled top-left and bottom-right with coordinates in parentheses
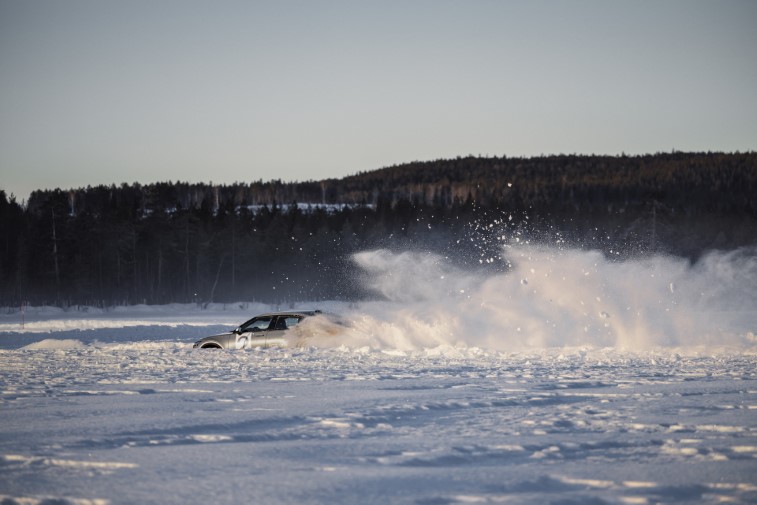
top-left (238, 316), bottom-right (273, 332)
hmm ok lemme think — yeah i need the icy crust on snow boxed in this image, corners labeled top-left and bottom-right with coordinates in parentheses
top-left (1, 344), bottom-right (754, 396)
top-left (0, 345), bottom-right (755, 504)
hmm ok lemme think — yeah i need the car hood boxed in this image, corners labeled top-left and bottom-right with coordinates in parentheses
top-left (197, 331), bottom-right (237, 343)
top-left (207, 331), bottom-right (234, 339)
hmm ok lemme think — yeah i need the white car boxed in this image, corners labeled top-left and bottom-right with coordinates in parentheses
top-left (193, 310), bottom-right (326, 349)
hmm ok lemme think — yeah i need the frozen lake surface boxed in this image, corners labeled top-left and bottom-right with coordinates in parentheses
top-left (2, 247), bottom-right (756, 503)
top-left (1, 313), bottom-right (755, 504)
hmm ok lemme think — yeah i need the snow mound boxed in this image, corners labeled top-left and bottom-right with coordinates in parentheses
top-left (22, 339), bottom-right (85, 350)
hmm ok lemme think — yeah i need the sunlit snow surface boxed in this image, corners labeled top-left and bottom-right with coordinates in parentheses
top-left (1, 247), bottom-right (756, 504)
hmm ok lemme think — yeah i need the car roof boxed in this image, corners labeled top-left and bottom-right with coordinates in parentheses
top-left (253, 310), bottom-right (321, 318)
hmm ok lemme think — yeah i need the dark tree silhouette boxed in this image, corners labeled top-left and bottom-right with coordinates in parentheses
top-left (1, 152), bottom-right (755, 306)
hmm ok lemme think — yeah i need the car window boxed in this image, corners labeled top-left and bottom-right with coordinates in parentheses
top-left (240, 317), bottom-right (273, 332)
top-left (284, 317), bottom-right (302, 328)
top-left (270, 316), bottom-right (303, 331)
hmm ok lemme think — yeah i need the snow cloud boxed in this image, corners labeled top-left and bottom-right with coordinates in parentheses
top-left (341, 246), bottom-right (757, 353)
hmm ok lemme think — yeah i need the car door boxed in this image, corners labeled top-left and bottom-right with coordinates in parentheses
top-left (263, 315), bottom-right (303, 347)
top-left (235, 316), bottom-right (274, 349)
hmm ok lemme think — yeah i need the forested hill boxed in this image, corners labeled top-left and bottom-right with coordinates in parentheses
top-left (21, 151), bottom-right (757, 216)
top-left (1, 152), bottom-right (755, 306)
top-left (337, 152), bottom-right (756, 213)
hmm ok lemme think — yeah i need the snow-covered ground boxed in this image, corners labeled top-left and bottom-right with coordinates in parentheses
top-left (1, 247), bottom-right (755, 504)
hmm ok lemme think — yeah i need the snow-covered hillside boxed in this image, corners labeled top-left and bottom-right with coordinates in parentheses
top-left (1, 246), bottom-right (755, 504)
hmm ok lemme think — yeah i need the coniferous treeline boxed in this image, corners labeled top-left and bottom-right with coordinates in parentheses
top-left (0, 152), bottom-right (755, 307)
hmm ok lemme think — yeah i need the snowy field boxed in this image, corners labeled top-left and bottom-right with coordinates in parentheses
top-left (1, 247), bottom-right (756, 504)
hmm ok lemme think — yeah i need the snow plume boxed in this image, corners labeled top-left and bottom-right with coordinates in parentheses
top-left (334, 246), bottom-right (757, 353)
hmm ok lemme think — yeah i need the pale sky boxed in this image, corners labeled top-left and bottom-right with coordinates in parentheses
top-left (1, 0), bottom-right (756, 202)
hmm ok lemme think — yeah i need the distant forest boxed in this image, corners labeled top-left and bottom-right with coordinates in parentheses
top-left (1, 152), bottom-right (755, 307)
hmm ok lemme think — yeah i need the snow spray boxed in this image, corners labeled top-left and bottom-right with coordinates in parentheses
top-left (308, 245), bottom-right (757, 353)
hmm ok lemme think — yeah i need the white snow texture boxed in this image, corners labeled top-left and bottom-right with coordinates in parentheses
top-left (1, 246), bottom-right (755, 504)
